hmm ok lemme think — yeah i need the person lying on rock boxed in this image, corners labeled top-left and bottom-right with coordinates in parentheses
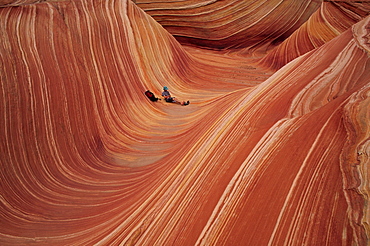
top-left (162, 86), bottom-right (189, 106)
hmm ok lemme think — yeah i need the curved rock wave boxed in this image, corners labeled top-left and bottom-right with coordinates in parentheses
top-left (135, 0), bottom-right (322, 50)
top-left (260, 1), bottom-right (370, 69)
top-left (0, 0), bottom-right (369, 245)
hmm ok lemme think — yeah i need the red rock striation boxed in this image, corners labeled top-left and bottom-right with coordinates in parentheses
top-left (260, 1), bottom-right (370, 69)
top-left (0, 0), bottom-right (369, 245)
top-left (135, 0), bottom-right (322, 51)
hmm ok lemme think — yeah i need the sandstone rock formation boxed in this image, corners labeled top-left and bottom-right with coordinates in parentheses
top-left (0, 0), bottom-right (369, 245)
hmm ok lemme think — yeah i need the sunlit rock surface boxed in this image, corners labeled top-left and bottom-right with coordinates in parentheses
top-left (260, 1), bottom-right (370, 69)
top-left (0, 0), bottom-right (369, 245)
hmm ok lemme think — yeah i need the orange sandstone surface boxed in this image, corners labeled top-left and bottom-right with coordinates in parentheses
top-left (0, 0), bottom-right (369, 245)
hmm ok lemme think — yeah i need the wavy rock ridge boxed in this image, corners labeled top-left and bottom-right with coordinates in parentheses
top-left (0, 0), bottom-right (369, 245)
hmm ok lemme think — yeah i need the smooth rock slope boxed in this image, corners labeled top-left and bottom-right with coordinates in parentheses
top-left (0, 0), bottom-right (369, 245)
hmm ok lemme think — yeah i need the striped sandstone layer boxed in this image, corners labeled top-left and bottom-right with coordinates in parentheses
top-left (135, 0), bottom-right (322, 50)
top-left (0, 0), bottom-right (369, 245)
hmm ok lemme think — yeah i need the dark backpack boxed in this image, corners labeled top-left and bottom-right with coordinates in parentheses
top-left (144, 90), bottom-right (159, 102)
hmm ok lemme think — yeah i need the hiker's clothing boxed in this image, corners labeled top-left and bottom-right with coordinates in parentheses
top-left (162, 91), bottom-right (170, 97)
top-left (162, 90), bottom-right (175, 102)
top-left (161, 87), bottom-right (189, 105)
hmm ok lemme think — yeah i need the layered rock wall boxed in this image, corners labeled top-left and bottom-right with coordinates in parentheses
top-left (0, 0), bottom-right (369, 245)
